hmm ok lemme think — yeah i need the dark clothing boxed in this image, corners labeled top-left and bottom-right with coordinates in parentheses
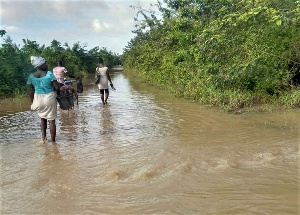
top-left (100, 89), bottom-right (109, 95)
top-left (77, 81), bottom-right (83, 93)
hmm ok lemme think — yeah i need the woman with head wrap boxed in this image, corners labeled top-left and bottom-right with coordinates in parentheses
top-left (27, 56), bottom-right (60, 143)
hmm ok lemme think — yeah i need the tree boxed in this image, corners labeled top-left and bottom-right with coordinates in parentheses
top-left (123, 0), bottom-right (300, 108)
top-left (0, 30), bottom-right (6, 37)
top-left (0, 34), bottom-right (122, 97)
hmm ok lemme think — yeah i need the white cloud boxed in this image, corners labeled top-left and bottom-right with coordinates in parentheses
top-left (1, 24), bottom-right (20, 33)
top-left (92, 19), bottom-right (110, 32)
top-left (0, 0), bottom-right (158, 54)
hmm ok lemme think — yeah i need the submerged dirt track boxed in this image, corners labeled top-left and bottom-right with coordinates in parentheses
top-left (0, 71), bottom-right (299, 214)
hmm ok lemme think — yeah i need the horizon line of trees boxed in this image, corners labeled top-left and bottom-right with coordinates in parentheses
top-left (0, 30), bottom-right (122, 97)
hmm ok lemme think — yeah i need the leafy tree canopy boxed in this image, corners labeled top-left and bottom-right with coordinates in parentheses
top-left (123, 0), bottom-right (300, 109)
top-left (0, 33), bottom-right (121, 97)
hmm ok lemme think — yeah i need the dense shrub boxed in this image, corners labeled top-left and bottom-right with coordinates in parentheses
top-left (123, 0), bottom-right (300, 109)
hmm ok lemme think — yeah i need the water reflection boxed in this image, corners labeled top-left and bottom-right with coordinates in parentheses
top-left (100, 105), bottom-right (114, 136)
top-left (58, 109), bottom-right (78, 141)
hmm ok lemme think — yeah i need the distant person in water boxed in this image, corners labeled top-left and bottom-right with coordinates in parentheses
top-left (27, 56), bottom-right (60, 144)
top-left (76, 76), bottom-right (83, 93)
top-left (95, 57), bottom-right (114, 105)
top-left (53, 60), bottom-right (68, 87)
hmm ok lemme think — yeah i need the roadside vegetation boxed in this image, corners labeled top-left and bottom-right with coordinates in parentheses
top-left (0, 30), bottom-right (121, 98)
top-left (122, 0), bottom-right (300, 111)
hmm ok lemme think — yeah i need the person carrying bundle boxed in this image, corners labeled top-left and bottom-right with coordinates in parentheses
top-left (27, 56), bottom-right (60, 143)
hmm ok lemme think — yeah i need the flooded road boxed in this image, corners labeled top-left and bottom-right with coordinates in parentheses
top-left (0, 72), bottom-right (299, 214)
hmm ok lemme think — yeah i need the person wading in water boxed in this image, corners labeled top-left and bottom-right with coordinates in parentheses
top-left (53, 60), bottom-right (68, 87)
top-left (95, 57), bottom-right (114, 105)
top-left (27, 56), bottom-right (60, 144)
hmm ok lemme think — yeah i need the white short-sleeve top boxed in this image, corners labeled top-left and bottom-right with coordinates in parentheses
top-left (96, 67), bottom-right (108, 89)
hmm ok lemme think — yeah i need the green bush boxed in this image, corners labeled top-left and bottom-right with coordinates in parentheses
top-left (123, 0), bottom-right (300, 110)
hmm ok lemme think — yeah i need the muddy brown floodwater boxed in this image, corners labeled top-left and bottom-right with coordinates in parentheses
top-left (0, 71), bottom-right (299, 214)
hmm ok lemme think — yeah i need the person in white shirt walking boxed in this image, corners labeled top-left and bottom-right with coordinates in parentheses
top-left (95, 57), bottom-right (114, 105)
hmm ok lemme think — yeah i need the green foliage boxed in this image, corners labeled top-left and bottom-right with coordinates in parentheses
top-left (123, 0), bottom-right (300, 110)
top-left (0, 33), bottom-right (121, 97)
top-left (0, 30), bottom-right (6, 37)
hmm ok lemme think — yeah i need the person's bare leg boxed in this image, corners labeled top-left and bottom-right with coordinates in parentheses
top-left (104, 93), bottom-right (109, 104)
top-left (49, 120), bottom-right (56, 142)
top-left (41, 118), bottom-right (47, 142)
top-left (101, 94), bottom-right (105, 105)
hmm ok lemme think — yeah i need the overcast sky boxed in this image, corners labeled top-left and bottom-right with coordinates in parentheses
top-left (0, 0), bottom-right (158, 54)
